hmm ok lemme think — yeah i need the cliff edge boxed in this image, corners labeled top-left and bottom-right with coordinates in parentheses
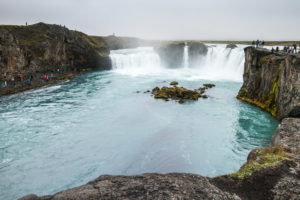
top-left (237, 47), bottom-right (300, 119)
top-left (0, 23), bottom-right (111, 97)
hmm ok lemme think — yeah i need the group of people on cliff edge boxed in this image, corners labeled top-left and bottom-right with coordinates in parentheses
top-left (283, 43), bottom-right (299, 53)
top-left (252, 40), bottom-right (264, 48)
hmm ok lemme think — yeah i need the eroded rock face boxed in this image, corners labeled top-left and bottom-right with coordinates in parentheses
top-left (237, 46), bottom-right (300, 119)
top-left (0, 23), bottom-right (111, 82)
top-left (155, 42), bottom-right (185, 68)
top-left (226, 44), bottom-right (237, 49)
top-left (188, 42), bottom-right (208, 67)
top-left (271, 118), bottom-right (300, 154)
top-left (20, 173), bottom-right (241, 200)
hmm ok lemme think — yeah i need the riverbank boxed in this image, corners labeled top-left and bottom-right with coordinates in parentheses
top-left (0, 72), bottom-right (74, 98)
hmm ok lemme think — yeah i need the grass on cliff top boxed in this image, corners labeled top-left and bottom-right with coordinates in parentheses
top-left (230, 146), bottom-right (291, 179)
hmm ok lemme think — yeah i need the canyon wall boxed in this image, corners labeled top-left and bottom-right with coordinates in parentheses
top-left (0, 23), bottom-right (111, 82)
top-left (237, 47), bottom-right (300, 119)
top-left (155, 41), bottom-right (208, 68)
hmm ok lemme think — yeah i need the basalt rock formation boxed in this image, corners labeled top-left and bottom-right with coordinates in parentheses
top-left (226, 44), bottom-right (238, 49)
top-left (188, 42), bottom-right (208, 67)
top-left (20, 117), bottom-right (300, 200)
top-left (0, 22), bottom-right (111, 96)
top-left (155, 41), bottom-right (208, 68)
top-left (237, 46), bottom-right (300, 119)
top-left (155, 41), bottom-right (185, 68)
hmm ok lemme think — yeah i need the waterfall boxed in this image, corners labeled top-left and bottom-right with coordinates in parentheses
top-left (110, 44), bottom-right (245, 82)
top-left (198, 45), bottom-right (245, 82)
top-left (183, 42), bottom-right (189, 69)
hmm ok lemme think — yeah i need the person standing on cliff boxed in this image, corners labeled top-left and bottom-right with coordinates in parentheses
top-left (293, 43), bottom-right (297, 53)
top-left (256, 40), bottom-right (259, 48)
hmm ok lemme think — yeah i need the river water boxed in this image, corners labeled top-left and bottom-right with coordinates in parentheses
top-left (0, 44), bottom-right (278, 200)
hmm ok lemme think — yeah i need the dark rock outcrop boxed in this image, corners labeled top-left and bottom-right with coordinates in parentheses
top-left (20, 173), bottom-right (241, 200)
top-left (226, 44), bottom-right (238, 49)
top-left (237, 46), bottom-right (300, 119)
top-left (188, 42), bottom-right (208, 67)
top-left (154, 41), bottom-right (208, 68)
top-left (169, 81), bottom-right (178, 85)
top-left (155, 41), bottom-right (185, 68)
top-left (151, 82), bottom-right (214, 103)
top-left (0, 22), bottom-right (111, 96)
top-left (271, 118), bottom-right (300, 154)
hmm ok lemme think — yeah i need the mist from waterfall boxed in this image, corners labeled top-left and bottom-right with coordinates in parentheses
top-left (183, 42), bottom-right (189, 69)
top-left (110, 44), bottom-right (246, 82)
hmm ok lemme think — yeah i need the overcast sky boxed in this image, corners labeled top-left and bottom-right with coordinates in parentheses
top-left (0, 0), bottom-right (299, 40)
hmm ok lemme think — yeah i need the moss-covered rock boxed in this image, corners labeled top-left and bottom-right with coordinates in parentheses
top-left (170, 81), bottom-right (178, 86)
top-left (229, 147), bottom-right (291, 179)
top-left (203, 83), bottom-right (216, 89)
top-left (151, 83), bottom-right (215, 103)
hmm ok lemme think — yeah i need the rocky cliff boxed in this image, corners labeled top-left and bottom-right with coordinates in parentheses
top-left (0, 22), bottom-right (111, 96)
top-left (237, 47), bottom-right (300, 119)
top-left (155, 41), bottom-right (207, 68)
top-left (188, 41), bottom-right (208, 67)
top-left (155, 41), bottom-right (185, 68)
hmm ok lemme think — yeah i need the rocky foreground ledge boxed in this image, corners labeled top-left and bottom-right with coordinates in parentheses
top-left (20, 118), bottom-right (300, 200)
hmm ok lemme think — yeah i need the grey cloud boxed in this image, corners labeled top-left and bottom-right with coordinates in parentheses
top-left (0, 0), bottom-right (299, 40)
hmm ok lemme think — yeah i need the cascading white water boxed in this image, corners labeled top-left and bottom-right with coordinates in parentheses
top-left (110, 47), bottom-right (163, 76)
top-left (198, 45), bottom-right (246, 82)
top-left (110, 44), bottom-right (245, 82)
top-left (183, 43), bottom-right (189, 69)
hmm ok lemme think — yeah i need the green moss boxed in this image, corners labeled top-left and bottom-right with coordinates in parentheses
top-left (237, 59), bottom-right (282, 118)
top-left (230, 147), bottom-right (290, 179)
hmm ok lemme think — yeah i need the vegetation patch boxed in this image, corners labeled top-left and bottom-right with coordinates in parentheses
top-left (230, 146), bottom-right (291, 179)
